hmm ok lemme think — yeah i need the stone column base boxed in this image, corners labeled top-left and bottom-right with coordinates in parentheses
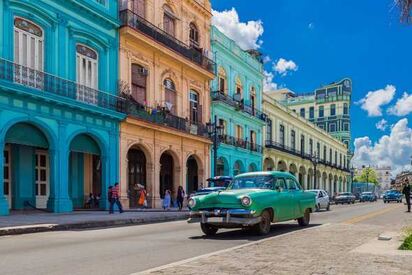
top-left (0, 196), bottom-right (9, 216)
top-left (47, 197), bottom-right (73, 213)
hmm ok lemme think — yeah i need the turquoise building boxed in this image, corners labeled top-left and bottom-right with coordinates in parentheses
top-left (210, 26), bottom-right (266, 177)
top-left (0, 0), bottom-right (124, 215)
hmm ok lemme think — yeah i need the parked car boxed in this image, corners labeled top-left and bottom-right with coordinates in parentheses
top-left (334, 192), bottom-right (356, 204)
top-left (359, 192), bottom-right (377, 202)
top-left (306, 189), bottom-right (330, 211)
top-left (383, 190), bottom-right (402, 203)
top-left (187, 171), bottom-right (316, 236)
top-left (189, 176), bottom-right (232, 197)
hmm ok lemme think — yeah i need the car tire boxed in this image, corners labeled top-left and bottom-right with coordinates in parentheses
top-left (298, 209), bottom-right (311, 226)
top-left (253, 210), bottom-right (272, 235)
top-left (200, 223), bottom-right (218, 236)
top-left (326, 203), bottom-right (330, 211)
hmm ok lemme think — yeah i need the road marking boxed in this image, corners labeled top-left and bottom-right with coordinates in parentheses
top-left (343, 204), bottom-right (402, 224)
top-left (133, 223), bottom-right (330, 275)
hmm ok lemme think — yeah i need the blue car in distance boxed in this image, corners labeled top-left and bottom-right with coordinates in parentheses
top-left (359, 192), bottom-right (377, 202)
top-left (383, 190), bottom-right (402, 203)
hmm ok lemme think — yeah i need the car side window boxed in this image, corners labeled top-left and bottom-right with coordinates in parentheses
top-left (318, 191), bottom-right (323, 198)
top-left (274, 178), bottom-right (286, 191)
top-left (286, 178), bottom-right (297, 190)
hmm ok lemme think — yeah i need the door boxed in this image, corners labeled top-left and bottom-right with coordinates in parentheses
top-left (4, 148), bottom-right (11, 208)
top-left (35, 151), bottom-right (49, 209)
top-left (273, 178), bottom-right (295, 221)
top-left (285, 177), bottom-right (302, 218)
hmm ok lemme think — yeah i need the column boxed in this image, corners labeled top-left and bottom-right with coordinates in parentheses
top-left (0, 142), bottom-right (9, 215)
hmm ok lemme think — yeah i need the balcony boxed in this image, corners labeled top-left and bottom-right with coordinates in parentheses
top-left (122, 94), bottom-right (209, 138)
top-left (221, 135), bottom-right (263, 153)
top-left (119, 9), bottom-right (215, 74)
top-left (265, 140), bottom-right (350, 172)
top-left (211, 91), bottom-right (267, 122)
top-left (0, 58), bottom-right (126, 114)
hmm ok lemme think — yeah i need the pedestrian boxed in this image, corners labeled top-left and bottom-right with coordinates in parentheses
top-left (109, 183), bottom-right (124, 214)
top-left (163, 190), bottom-right (171, 210)
top-left (138, 186), bottom-right (147, 209)
top-left (108, 186), bottom-right (114, 214)
top-left (177, 186), bottom-right (185, 211)
top-left (402, 179), bottom-right (411, 213)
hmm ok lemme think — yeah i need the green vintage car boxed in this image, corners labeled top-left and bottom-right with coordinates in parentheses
top-left (187, 171), bottom-right (316, 235)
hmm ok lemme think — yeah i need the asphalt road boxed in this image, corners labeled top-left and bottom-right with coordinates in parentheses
top-left (0, 201), bottom-right (408, 275)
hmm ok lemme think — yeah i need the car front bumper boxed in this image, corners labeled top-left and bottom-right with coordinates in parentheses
top-left (335, 198), bottom-right (353, 203)
top-left (384, 197), bottom-right (401, 201)
top-left (187, 209), bottom-right (261, 226)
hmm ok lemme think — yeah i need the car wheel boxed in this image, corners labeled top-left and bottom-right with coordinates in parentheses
top-left (200, 223), bottom-right (218, 236)
top-left (326, 203), bottom-right (330, 211)
top-left (253, 210), bottom-right (272, 235)
top-left (298, 209), bottom-right (311, 226)
top-left (384, 200), bottom-right (386, 203)
top-left (352, 201), bottom-right (355, 204)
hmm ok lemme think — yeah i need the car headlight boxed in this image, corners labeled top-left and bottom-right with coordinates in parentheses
top-left (241, 196), bottom-right (252, 207)
top-left (188, 198), bottom-right (196, 208)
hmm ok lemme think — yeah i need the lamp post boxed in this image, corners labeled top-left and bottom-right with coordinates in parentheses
top-left (350, 166), bottom-right (355, 193)
top-left (206, 115), bottom-right (224, 177)
top-left (311, 153), bottom-right (319, 189)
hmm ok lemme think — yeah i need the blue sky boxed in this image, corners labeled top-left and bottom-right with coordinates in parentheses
top-left (211, 0), bottom-right (412, 173)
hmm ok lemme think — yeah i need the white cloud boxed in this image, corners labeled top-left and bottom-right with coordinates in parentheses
top-left (356, 85), bottom-right (396, 117)
top-left (273, 58), bottom-right (298, 76)
top-left (388, 92), bottom-right (412, 116)
top-left (212, 8), bottom-right (264, 50)
top-left (308, 22), bottom-right (315, 30)
top-left (376, 119), bottom-right (388, 131)
top-left (352, 118), bottom-right (412, 174)
top-left (263, 70), bottom-right (278, 92)
top-left (262, 55), bottom-right (272, 64)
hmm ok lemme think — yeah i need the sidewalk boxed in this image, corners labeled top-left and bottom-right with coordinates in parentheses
top-left (142, 223), bottom-right (412, 275)
top-left (0, 209), bottom-right (189, 236)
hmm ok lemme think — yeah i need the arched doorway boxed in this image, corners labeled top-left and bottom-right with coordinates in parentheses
top-left (263, 158), bottom-right (274, 171)
top-left (3, 123), bottom-right (51, 210)
top-left (248, 163), bottom-right (257, 172)
top-left (127, 147), bottom-right (146, 208)
top-left (289, 163), bottom-right (297, 176)
top-left (187, 156), bottom-right (199, 194)
top-left (68, 134), bottom-right (102, 209)
top-left (299, 166), bottom-right (306, 188)
top-left (277, 160), bottom-right (287, 172)
top-left (216, 157), bottom-right (229, 176)
top-left (160, 152), bottom-right (174, 199)
top-left (233, 160), bottom-right (244, 176)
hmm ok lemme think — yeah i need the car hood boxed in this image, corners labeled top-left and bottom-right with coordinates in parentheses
top-left (196, 189), bottom-right (268, 208)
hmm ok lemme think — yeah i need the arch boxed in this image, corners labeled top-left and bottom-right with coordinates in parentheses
top-left (277, 160), bottom-right (287, 172)
top-left (186, 155), bottom-right (199, 194)
top-left (217, 66), bottom-right (227, 94)
top-left (298, 166), bottom-right (306, 188)
top-left (5, 123), bottom-right (49, 149)
top-left (263, 157), bottom-right (275, 171)
top-left (126, 144), bottom-right (150, 208)
top-left (289, 163), bottom-right (298, 175)
top-left (159, 150), bottom-right (177, 199)
top-left (66, 130), bottom-right (107, 157)
top-left (233, 160), bottom-right (245, 176)
top-left (216, 156), bottom-right (229, 176)
top-left (248, 163), bottom-right (258, 172)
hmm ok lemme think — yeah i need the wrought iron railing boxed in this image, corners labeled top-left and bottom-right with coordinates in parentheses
top-left (211, 91), bottom-right (267, 122)
top-left (119, 9), bottom-right (215, 74)
top-left (265, 140), bottom-right (349, 172)
top-left (221, 135), bottom-right (263, 153)
top-left (0, 58), bottom-right (126, 113)
top-left (122, 94), bottom-right (209, 137)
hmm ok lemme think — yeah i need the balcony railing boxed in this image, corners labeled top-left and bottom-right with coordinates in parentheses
top-left (122, 94), bottom-right (209, 138)
top-left (119, 9), bottom-right (215, 74)
top-left (0, 58), bottom-right (126, 113)
top-left (221, 135), bottom-right (263, 153)
top-left (265, 140), bottom-right (350, 172)
top-left (211, 91), bottom-right (267, 122)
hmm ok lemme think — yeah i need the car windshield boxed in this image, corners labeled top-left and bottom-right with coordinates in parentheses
top-left (228, 175), bottom-right (274, 190)
top-left (362, 192), bottom-right (372, 195)
top-left (338, 192), bottom-right (351, 196)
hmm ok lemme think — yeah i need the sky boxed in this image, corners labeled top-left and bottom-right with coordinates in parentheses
top-left (210, 0), bottom-right (412, 174)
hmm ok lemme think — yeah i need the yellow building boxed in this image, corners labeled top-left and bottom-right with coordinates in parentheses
top-left (263, 93), bottom-right (350, 195)
top-left (118, 0), bottom-right (215, 208)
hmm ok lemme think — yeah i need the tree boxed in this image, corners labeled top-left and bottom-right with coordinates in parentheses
top-left (396, 0), bottom-right (412, 23)
top-left (354, 167), bottom-right (379, 185)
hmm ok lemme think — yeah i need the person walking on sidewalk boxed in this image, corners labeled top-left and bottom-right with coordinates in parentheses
top-left (402, 179), bottom-right (411, 212)
top-left (109, 183), bottom-right (124, 214)
top-left (177, 186), bottom-right (185, 211)
top-left (163, 190), bottom-right (171, 210)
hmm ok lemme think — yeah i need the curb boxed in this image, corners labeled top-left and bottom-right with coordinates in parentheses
top-left (0, 214), bottom-right (189, 236)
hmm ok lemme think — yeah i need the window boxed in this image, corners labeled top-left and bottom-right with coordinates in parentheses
top-left (219, 119), bottom-right (227, 135)
top-left (343, 103), bottom-right (349, 115)
top-left (301, 135), bottom-right (305, 154)
top-left (279, 125), bottom-right (285, 146)
top-left (163, 78), bottom-right (176, 114)
top-left (234, 77), bottom-right (243, 101)
top-left (300, 108), bottom-right (305, 118)
top-left (343, 156), bottom-right (346, 168)
top-left (3, 149), bottom-right (10, 197)
top-left (189, 23), bottom-right (199, 46)
top-left (250, 86), bottom-right (256, 110)
top-left (131, 64), bottom-right (147, 104)
top-left (14, 17), bottom-right (44, 89)
top-left (236, 125), bottom-right (243, 140)
top-left (329, 148), bottom-right (332, 162)
top-left (190, 90), bottom-right (200, 123)
top-left (330, 104), bottom-right (336, 116)
top-left (319, 106), bottom-right (324, 118)
top-left (275, 178), bottom-right (286, 190)
top-left (344, 140), bottom-right (349, 148)
top-left (291, 130), bottom-right (296, 150)
top-left (76, 44), bottom-right (98, 104)
top-left (132, 0), bottom-right (145, 18)
top-left (329, 123), bottom-right (336, 132)
top-left (250, 130), bottom-right (257, 150)
top-left (286, 178), bottom-right (300, 190)
top-left (218, 67), bottom-right (227, 94)
top-left (323, 145), bottom-right (327, 161)
top-left (343, 123), bottom-right (349, 131)
top-left (340, 153), bottom-right (342, 166)
top-left (309, 107), bottom-right (314, 119)
top-left (266, 119), bottom-right (272, 142)
top-left (309, 138), bottom-right (313, 155)
top-left (163, 5), bottom-right (175, 37)
top-left (317, 142), bottom-right (320, 157)
top-left (335, 151), bottom-right (338, 165)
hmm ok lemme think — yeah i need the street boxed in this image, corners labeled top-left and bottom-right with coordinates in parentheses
top-left (0, 201), bottom-right (409, 275)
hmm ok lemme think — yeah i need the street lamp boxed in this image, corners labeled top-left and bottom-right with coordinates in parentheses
top-left (206, 115), bottom-right (224, 177)
top-left (311, 153), bottom-right (319, 189)
top-left (350, 165), bottom-right (355, 193)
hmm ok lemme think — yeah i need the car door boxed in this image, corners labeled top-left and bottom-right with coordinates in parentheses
top-left (285, 177), bottom-right (301, 218)
top-left (273, 178), bottom-right (294, 221)
top-left (319, 191), bottom-right (327, 208)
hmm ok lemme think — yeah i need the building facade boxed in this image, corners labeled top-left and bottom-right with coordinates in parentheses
top-left (263, 93), bottom-right (350, 194)
top-left (118, 0), bottom-right (215, 208)
top-left (0, 0), bottom-right (124, 215)
top-left (210, 26), bottom-right (266, 177)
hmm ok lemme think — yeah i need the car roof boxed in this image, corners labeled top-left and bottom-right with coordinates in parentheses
top-left (235, 171), bottom-right (295, 178)
top-left (207, 176), bottom-right (232, 181)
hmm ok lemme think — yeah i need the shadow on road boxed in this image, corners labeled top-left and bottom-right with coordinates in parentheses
top-left (189, 223), bottom-right (322, 241)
